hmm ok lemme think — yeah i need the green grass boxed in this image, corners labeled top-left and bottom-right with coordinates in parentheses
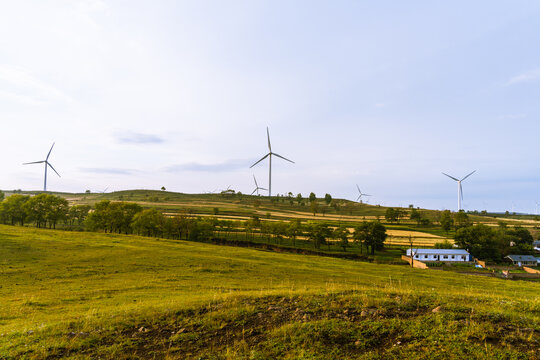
top-left (0, 224), bottom-right (538, 359)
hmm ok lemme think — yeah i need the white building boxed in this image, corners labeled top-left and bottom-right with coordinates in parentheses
top-left (406, 248), bottom-right (471, 262)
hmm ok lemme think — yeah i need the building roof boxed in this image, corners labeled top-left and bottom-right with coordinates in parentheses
top-left (505, 255), bottom-right (538, 262)
top-left (407, 249), bottom-right (469, 255)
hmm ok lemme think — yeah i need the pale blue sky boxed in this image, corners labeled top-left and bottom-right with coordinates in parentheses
top-left (1, 1), bottom-right (540, 212)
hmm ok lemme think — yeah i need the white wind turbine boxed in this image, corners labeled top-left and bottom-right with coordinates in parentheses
top-left (356, 184), bottom-right (371, 203)
top-left (442, 170), bottom-right (475, 211)
top-left (23, 142), bottom-right (60, 192)
top-left (250, 127), bottom-right (294, 196)
top-left (251, 175), bottom-right (267, 196)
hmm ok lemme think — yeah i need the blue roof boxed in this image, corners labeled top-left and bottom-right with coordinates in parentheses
top-left (505, 255), bottom-right (537, 262)
top-left (407, 249), bottom-right (469, 255)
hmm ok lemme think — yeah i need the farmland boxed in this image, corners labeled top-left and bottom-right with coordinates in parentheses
top-left (0, 222), bottom-right (539, 359)
top-left (0, 190), bottom-right (539, 358)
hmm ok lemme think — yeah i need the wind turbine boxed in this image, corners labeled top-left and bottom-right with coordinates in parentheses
top-left (23, 142), bottom-right (60, 192)
top-left (356, 184), bottom-right (371, 203)
top-left (442, 170), bottom-right (475, 211)
top-left (251, 175), bottom-right (267, 196)
top-left (250, 127), bottom-right (294, 197)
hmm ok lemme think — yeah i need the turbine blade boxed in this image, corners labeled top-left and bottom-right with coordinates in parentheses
top-left (46, 142), bottom-right (55, 160)
top-left (250, 153), bottom-right (270, 168)
top-left (253, 174), bottom-right (258, 187)
top-left (442, 172), bottom-right (459, 181)
top-left (23, 160), bottom-right (45, 165)
top-left (259, 187), bottom-right (267, 191)
top-left (364, 194), bottom-right (372, 196)
top-left (47, 162), bottom-right (61, 177)
top-left (460, 170), bottom-right (476, 181)
top-left (356, 184), bottom-right (361, 193)
top-left (272, 153), bottom-right (294, 163)
top-left (460, 182), bottom-right (463, 201)
top-left (267, 127), bottom-right (271, 152)
top-left (357, 195), bottom-right (361, 201)
top-left (251, 189), bottom-right (257, 195)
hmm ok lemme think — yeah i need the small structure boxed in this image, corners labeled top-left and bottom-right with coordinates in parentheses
top-left (505, 255), bottom-right (538, 267)
top-left (533, 241), bottom-right (540, 252)
top-left (406, 248), bottom-right (471, 262)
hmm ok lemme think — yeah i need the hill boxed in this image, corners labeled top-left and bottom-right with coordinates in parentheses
top-left (0, 224), bottom-right (538, 358)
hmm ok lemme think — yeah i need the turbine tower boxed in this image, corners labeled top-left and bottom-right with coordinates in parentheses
top-left (23, 142), bottom-right (60, 192)
top-left (250, 127), bottom-right (294, 196)
top-left (442, 170), bottom-right (475, 211)
top-left (251, 175), bottom-right (267, 196)
top-left (356, 184), bottom-right (371, 203)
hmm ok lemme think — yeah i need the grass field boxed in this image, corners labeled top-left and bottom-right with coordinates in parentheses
top-left (0, 224), bottom-right (538, 359)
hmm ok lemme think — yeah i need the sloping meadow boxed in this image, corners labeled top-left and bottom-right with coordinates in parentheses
top-left (0, 225), bottom-right (538, 359)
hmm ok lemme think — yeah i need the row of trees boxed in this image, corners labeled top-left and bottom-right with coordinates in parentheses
top-left (80, 200), bottom-right (389, 253)
top-left (0, 194), bottom-right (81, 228)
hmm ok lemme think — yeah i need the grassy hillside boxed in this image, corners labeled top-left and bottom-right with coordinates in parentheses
top-left (0, 224), bottom-right (538, 359)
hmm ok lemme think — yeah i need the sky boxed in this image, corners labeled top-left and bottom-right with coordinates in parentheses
top-left (1, 0), bottom-right (540, 213)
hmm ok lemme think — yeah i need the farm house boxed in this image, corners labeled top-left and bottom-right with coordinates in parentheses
top-left (406, 249), bottom-right (471, 262)
top-left (505, 255), bottom-right (538, 267)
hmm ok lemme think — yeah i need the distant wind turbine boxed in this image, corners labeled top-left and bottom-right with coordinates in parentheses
top-left (23, 142), bottom-right (60, 192)
top-left (356, 184), bottom-right (371, 203)
top-left (251, 175), bottom-right (267, 196)
top-left (250, 127), bottom-right (294, 197)
top-left (442, 170), bottom-right (475, 211)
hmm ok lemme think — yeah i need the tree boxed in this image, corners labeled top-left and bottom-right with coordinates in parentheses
top-left (296, 193), bottom-right (303, 205)
top-left (287, 219), bottom-right (302, 247)
top-left (499, 226), bottom-right (534, 255)
top-left (407, 235), bottom-right (416, 268)
top-left (306, 222), bottom-right (330, 249)
top-left (333, 225), bottom-right (349, 251)
top-left (454, 224), bottom-right (500, 261)
top-left (161, 186), bottom-right (166, 191)
top-left (434, 240), bottom-right (454, 249)
top-left (440, 210), bottom-right (453, 233)
top-left (1, 194), bottom-right (30, 225)
top-left (454, 210), bottom-right (471, 229)
top-left (23, 194), bottom-right (49, 228)
top-left (131, 208), bottom-right (164, 237)
top-left (44, 195), bottom-right (69, 229)
top-left (85, 201), bottom-right (142, 233)
top-left (324, 193), bottom-right (332, 205)
top-left (385, 208), bottom-right (396, 223)
top-left (410, 209), bottom-right (422, 226)
top-left (68, 205), bottom-right (91, 225)
top-left (354, 221), bottom-right (387, 255)
top-left (393, 208), bottom-right (405, 223)
top-left (309, 192), bottom-right (316, 203)
top-left (310, 200), bottom-right (319, 216)
top-left (0, 190), bottom-right (4, 202)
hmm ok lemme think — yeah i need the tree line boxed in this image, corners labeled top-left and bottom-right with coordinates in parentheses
top-left (0, 194), bottom-right (388, 253)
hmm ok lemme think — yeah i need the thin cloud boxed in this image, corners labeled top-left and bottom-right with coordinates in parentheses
top-left (114, 131), bottom-right (165, 144)
top-left (165, 159), bottom-right (249, 173)
top-left (0, 64), bottom-right (72, 105)
top-left (507, 68), bottom-right (540, 85)
top-left (80, 167), bottom-right (137, 175)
